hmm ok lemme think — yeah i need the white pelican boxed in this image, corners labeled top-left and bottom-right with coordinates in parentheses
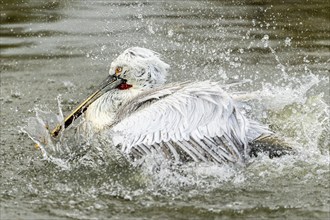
top-left (52, 47), bottom-right (291, 164)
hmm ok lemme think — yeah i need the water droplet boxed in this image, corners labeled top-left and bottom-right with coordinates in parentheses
top-left (168, 29), bottom-right (174, 37)
top-left (261, 35), bottom-right (269, 47)
top-left (284, 37), bottom-right (292, 47)
top-left (148, 25), bottom-right (155, 34)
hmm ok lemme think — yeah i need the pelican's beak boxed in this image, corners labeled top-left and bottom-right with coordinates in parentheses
top-left (51, 75), bottom-right (124, 137)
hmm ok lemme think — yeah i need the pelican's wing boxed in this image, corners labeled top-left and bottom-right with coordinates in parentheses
top-left (110, 81), bottom-right (270, 164)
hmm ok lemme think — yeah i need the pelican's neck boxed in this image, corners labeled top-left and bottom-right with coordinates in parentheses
top-left (85, 87), bottom-right (143, 130)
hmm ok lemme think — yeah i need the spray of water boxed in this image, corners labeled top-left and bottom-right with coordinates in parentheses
top-left (21, 69), bottom-right (329, 195)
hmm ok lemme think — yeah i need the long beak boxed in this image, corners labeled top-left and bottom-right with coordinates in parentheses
top-left (51, 75), bottom-right (123, 137)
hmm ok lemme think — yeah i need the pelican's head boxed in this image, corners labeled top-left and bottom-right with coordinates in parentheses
top-left (109, 47), bottom-right (170, 89)
top-left (51, 47), bottom-right (170, 137)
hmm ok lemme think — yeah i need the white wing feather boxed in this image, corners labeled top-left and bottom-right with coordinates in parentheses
top-left (109, 81), bottom-right (270, 164)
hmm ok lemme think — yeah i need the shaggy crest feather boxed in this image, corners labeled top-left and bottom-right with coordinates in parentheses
top-left (109, 47), bottom-right (169, 88)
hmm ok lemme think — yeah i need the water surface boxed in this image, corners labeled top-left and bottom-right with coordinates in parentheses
top-left (1, 0), bottom-right (329, 219)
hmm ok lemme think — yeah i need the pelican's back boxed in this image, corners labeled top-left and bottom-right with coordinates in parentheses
top-left (107, 81), bottom-right (271, 164)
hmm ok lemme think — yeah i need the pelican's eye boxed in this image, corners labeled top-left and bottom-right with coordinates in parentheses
top-left (115, 67), bottom-right (123, 75)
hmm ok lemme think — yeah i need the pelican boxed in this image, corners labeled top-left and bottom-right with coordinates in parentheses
top-left (52, 47), bottom-right (291, 164)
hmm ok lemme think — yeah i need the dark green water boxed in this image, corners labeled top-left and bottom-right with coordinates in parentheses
top-left (1, 0), bottom-right (329, 219)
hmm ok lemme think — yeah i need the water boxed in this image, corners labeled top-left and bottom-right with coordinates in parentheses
top-left (1, 0), bottom-right (329, 219)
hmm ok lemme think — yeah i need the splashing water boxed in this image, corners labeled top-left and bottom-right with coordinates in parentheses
top-left (21, 71), bottom-right (329, 196)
